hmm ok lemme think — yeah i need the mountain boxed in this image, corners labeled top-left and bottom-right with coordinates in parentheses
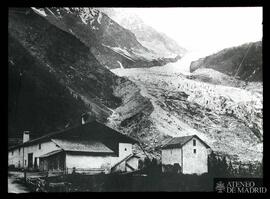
top-left (30, 7), bottom-right (182, 69)
top-left (8, 8), bottom-right (152, 144)
top-left (187, 68), bottom-right (246, 88)
top-left (190, 41), bottom-right (262, 82)
top-left (8, 8), bottom-right (263, 170)
top-left (99, 8), bottom-right (187, 58)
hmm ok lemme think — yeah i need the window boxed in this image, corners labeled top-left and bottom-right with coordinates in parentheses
top-left (19, 148), bottom-right (21, 154)
top-left (124, 148), bottom-right (127, 151)
top-left (193, 139), bottom-right (196, 146)
top-left (39, 143), bottom-right (41, 150)
top-left (11, 151), bottom-right (14, 155)
top-left (193, 149), bottom-right (196, 154)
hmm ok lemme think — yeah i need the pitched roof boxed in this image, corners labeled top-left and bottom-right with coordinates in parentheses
top-left (9, 120), bottom-right (138, 151)
top-left (161, 135), bottom-right (210, 149)
top-left (39, 150), bottom-right (63, 158)
top-left (51, 139), bottom-right (114, 154)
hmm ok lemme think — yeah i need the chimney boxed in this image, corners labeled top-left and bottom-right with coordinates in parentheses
top-left (81, 112), bottom-right (95, 125)
top-left (23, 131), bottom-right (30, 143)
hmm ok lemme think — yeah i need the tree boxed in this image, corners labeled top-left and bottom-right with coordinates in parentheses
top-left (138, 159), bottom-right (144, 170)
top-left (208, 152), bottom-right (231, 177)
top-left (220, 156), bottom-right (229, 177)
top-left (227, 161), bottom-right (234, 177)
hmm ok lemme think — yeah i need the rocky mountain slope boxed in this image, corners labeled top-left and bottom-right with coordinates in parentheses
top-left (30, 7), bottom-right (182, 69)
top-left (190, 41), bottom-right (262, 82)
top-left (8, 8), bottom-right (152, 144)
top-left (8, 33), bottom-right (90, 139)
top-left (100, 8), bottom-right (187, 58)
top-left (110, 66), bottom-right (263, 164)
top-left (8, 8), bottom-right (263, 170)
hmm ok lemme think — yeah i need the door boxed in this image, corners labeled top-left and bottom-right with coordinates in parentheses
top-left (28, 153), bottom-right (33, 168)
top-left (34, 157), bottom-right (38, 169)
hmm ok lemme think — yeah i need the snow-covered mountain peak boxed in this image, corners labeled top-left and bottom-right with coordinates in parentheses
top-left (99, 8), bottom-right (187, 58)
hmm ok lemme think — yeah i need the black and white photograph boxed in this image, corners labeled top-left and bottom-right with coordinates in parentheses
top-left (8, 6), bottom-right (264, 193)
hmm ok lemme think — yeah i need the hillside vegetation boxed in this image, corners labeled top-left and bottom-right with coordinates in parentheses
top-left (190, 41), bottom-right (262, 82)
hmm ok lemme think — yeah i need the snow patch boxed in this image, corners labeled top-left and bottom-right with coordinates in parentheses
top-left (69, 29), bottom-right (74, 34)
top-left (79, 8), bottom-right (92, 24)
top-left (31, 7), bottom-right (47, 17)
top-left (117, 61), bottom-right (124, 69)
top-left (80, 15), bottom-right (87, 24)
top-left (64, 7), bottom-right (72, 13)
top-left (97, 12), bottom-right (103, 24)
top-left (102, 44), bottom-right (135, 62)
top-left (46, 8), bottom-right (57, 17)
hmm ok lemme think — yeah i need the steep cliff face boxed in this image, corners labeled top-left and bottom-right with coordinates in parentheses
top-left (8, 8), bottom-right (153, 143)
top-left (190, 41), bottom-right (262, 82)
top-left (30, 7), bottom-right (182, 69)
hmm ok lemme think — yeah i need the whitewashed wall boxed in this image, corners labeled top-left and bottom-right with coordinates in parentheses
top-left (118, 143), bottom-right (132, 159)
top-left (9, 141), bottom-right (135, 172)
top-left (8, 148), bottom-right (21, 167)
top-left (112, 160), bottom-right (126, 172)
top-left (66, 142), bottom-right (133, 171)
top-left (182, 137), bottom-right (208, 174)
top-left (66, 153), bottom-right (112, 170)
top-left (24, 141), bottom-right (60, 168)
top-left (126, 157), bottom-right (139, 171)
top-left (8, 140), bottom-right (60, 168)
top-left (161, 148), bottom-right (182, 166)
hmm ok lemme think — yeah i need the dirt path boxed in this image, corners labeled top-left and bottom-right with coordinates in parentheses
top-left (8, 172), bottom-right (30, 193)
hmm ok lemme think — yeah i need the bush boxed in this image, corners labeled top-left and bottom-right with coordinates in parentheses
top-left (208, 152), bottom-right (262, 178)
top-left (139, 157), bottom-right (162, 175)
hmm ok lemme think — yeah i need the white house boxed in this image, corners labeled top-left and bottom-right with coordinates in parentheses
top-left (161, 135), bottom-right (211, 175)
top-left (8, 119), bottom-right (140, 174)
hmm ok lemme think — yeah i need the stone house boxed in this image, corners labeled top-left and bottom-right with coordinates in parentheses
top-left (161, 135), bottom-right (211, 174)
top-left (8, 119), bottom-right (140, 174)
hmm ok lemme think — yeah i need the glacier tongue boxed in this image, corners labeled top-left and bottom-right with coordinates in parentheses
top-left (110, 61), bottom-right (263, 163)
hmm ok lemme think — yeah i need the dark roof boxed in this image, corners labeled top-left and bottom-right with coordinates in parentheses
top-left (9, 120), bottom-right (138, 151)
top-left (51, 139), bottom-right (114, 154)
top-left (161, 135), bottom-right (210, 149)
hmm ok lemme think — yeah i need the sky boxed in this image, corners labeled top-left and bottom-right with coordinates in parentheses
top-left (126, 7), bottom-right (262, 54)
